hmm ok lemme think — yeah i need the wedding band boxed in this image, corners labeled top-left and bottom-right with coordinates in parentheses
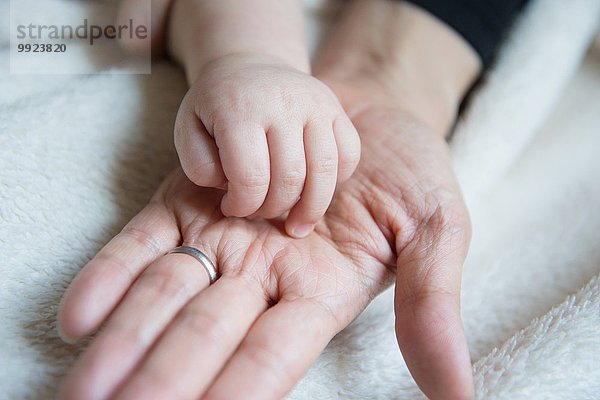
top-left (168, 245), bottom-right (218, 284)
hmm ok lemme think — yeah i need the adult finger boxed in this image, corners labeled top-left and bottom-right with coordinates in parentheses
top-left (58, 202), bottom-right (180, 342)
top-left (285, 120), bottom-right (338, 238)
top-left (217, 123), bottom-right (271, 218)
top-left (59, 244), bottom-right (216, 400)
top-left (254, 123), bottom-right (306, 219)
top-left (174, 97), bottom-right (227, 189)
top-left (111, 274), bottom-right (268, 400)
top-left (332, 114), bottom-right (361, 183)
top-left (205, 298), bottom-right (339, 400)
top-left (394, 207), bottom-right (474, 400)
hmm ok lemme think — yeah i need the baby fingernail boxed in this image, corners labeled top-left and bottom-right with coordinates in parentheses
top-left (292, 224), bottom-right (314, 238)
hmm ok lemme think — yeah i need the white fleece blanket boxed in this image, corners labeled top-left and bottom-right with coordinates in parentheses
top-left (1, 1), bottom-right (599, 399)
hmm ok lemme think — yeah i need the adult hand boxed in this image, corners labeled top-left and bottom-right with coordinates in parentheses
top-left (307, 1), bottom-right (482, 396)
top-left (63, 1), bottom-right (480, 399)
top-left (59, 96), bottom-right (473, 399)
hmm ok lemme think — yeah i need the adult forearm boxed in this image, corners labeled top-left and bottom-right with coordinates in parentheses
top-left (314, 0), bottom-right (482, 135)
top-left (168, 0), bottom-right (310, 84)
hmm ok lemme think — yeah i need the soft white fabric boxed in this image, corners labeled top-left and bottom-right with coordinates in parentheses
top-left (1, 0), bottom-right (599, 399)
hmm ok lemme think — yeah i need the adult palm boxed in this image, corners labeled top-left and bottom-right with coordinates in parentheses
top-left (59, 103), bottom-right (473, 400)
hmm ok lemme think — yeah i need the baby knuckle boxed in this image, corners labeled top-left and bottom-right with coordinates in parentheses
top-left (236, 170), bottom-right (270, 194)
top-left (280, 169), bottom-right (305, 190)
top-left (338, 151), bottom-right (360, 174)
top-left (313, 155), bottom-right (338, 175)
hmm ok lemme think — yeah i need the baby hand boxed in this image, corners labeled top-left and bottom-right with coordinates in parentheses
top-left (174, 54), bottom-right (360, 238)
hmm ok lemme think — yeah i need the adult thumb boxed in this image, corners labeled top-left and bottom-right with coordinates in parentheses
top-left (394, 206), bottom-right (474, 400)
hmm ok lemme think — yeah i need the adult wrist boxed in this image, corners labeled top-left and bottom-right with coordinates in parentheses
top-left (314, 0), bottom-right (481, 135)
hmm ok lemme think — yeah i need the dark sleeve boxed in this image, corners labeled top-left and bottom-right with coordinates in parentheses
top-left (403, 0), bottom-right (529, 67)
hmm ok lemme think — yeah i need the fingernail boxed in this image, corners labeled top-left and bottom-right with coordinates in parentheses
top-left (291, 224), bottom-right (314, 238)
top-left (57, 326), bottom-right (78, 345)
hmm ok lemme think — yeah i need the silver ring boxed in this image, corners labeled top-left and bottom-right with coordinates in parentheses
top-left (168, 245), bottom-right (218, 284)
